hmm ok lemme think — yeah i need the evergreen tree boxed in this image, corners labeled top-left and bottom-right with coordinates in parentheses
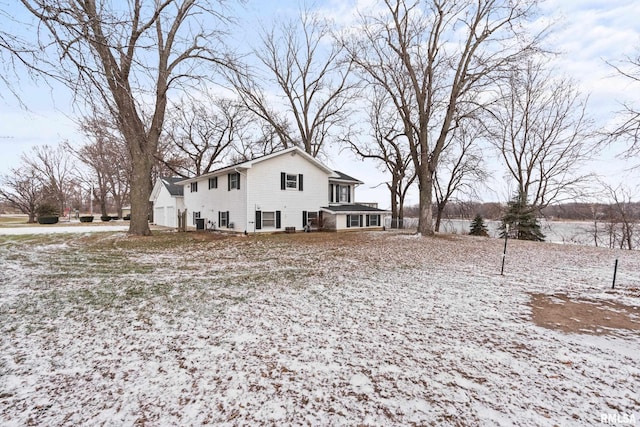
top-left (469, 214), bottom-right (489, 236)
top-left (499, 193), bottom-right (545, 241)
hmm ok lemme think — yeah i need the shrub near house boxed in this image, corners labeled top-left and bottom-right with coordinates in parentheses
top-left (36, 202), bottom-right (59, 225)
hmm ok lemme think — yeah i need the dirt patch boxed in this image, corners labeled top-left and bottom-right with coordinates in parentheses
top-left (530, 293), bottom-right (640, 336)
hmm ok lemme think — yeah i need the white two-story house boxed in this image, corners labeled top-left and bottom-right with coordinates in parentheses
top-left (150, 146), bottom-right (389, 233)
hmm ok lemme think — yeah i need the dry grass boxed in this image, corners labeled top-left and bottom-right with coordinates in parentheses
top-left (530, 293), bottom-right (640, 335)
top-left (1, 229), bottom-right (639, 425)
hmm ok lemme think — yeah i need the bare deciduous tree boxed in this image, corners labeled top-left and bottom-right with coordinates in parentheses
top-left (229, 122), bottom-right (288, 163)
top-left (71, 115), bottom-right (131, 218)
top-left (607, 49), bottom-right (640, 159)
top-left (18, 0), bottom-right (235, 235)
top-left (488, 59), bottom-right (595, 211)
top-left (345, 0), bottom-right (543, 235)
top-left (349, 88), bottom-right (415, 228)
top-left (22, 144), bottom-right (75, 216)
top-left (162, 95), bottom-right (248, 177)
top-left (0, 165), bottom-right (44, 223)
top-left (227, 8), bottom-right (355, 157)
top-left (600, 183), bottom-right (638, 250)
top-left (434, 123), bottom-right (488, 231)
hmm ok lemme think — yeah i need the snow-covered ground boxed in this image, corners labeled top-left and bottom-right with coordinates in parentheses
top-left (0, 224), bottom-right (131, 235)
top-left (0, 231), bottom-right (638, 426)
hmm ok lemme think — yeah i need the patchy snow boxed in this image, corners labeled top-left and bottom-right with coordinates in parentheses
top-left (0, 224), bottom-right (130, 235)
top-left (0, 231), bottom-right (638, 426)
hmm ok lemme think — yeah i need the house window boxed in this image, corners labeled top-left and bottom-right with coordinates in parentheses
top-left (190, 182), bottom-right (198, 192)
top-left (208, 177), bottom-right (217, 189)
top-left (307, 211), bottom-right (318, 226)
top-left (281, 172), bottom-right (303, 191)
top-left (262, 211), bottom-right (275, 228)
top-left (368, 214), bottom-right (380, 227)
top-left (348, 214), bottom-right (360, 227)
top-left (286, 174), bottom-right (297, 189)
top-left (193, 211), bottom-right (201, 225)
top-left (339, 185), bottom-right (350, 203)
top-left (219, 211), bottom-right (228, 227)
top-left (229, 173), bottom-right (240, 190)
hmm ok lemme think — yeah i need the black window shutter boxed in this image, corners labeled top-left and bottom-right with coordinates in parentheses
top-left (236, 172), bottom-right (240, 190)
top-left (227, 173), bottom-right (231, 191)
top-left (302, 210), bottom-right (307, 227)
top-left (335, 185), bottom-right (340, 203)
top-left (218, 211), bottom-right (221, 225)
top-left (298, 174), bottom-right (303, 191)
top-left (281, 172), bottom-right (286, 190)
top-left (255, 211), bottom-right (262, 230)
top-left (346, 214), bottom-right (351, 228)
top-left (329, 184), bottom-right (334, 203)
top-left (348, 187), bottom-right (351, 203)
top-left (226, 211), bottom-right (230, 227)
top-left (366, 215), bottom-right (370, 227)
top-left (359, 215), bottom-right (363, 227)
top-left (276, 211), bottom-right (281, 229)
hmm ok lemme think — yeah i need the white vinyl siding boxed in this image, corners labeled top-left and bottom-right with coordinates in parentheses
top-left (248, 154), bottom-right (328, 232)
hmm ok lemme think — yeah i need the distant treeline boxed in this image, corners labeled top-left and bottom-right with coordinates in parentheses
top-left (402, 202), bottom-right (640, 221)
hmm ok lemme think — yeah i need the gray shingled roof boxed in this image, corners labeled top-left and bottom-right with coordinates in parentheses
top-left (162, 177), bottom-right (184, 196)
top-left (331, 171), bottom-right (363, 184)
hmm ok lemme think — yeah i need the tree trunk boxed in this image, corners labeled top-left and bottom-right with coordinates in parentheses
top-left (389, 182), bottom-right (399, 228)
top-left (417, 169), bottom-right (435, 236)
top-left (434, 201), bottom-right (446, 232)
top-left (114, 195), bottom-right (123, 219)
top-left (128, 155), bottom-right (152, 236)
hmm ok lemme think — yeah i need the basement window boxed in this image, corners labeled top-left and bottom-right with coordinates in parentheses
top-left (262, 211), bottom-right (276, 228)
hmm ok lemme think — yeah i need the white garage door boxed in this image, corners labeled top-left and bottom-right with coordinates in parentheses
top-left (166, 206), bottom-right (175, 228)
top-left (154, 206), bottom-right (166, 226)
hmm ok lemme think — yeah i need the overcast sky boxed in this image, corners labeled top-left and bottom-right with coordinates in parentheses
top-left (0, 0), bottom-right (639, 209)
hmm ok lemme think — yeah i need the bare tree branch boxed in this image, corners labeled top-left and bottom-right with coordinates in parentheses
top-left (226, 7), bottom-right (356, 157)
top-left (16, 0), bottom-right (237, 235)
top-left (486, 58), bottom-right (596, 211)
top-left (606, 50), bottom-right (640, 159)
top-left (344, 0), bottom-right (545, 235)
top-left (348, 86), bottom-right (416, 228)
